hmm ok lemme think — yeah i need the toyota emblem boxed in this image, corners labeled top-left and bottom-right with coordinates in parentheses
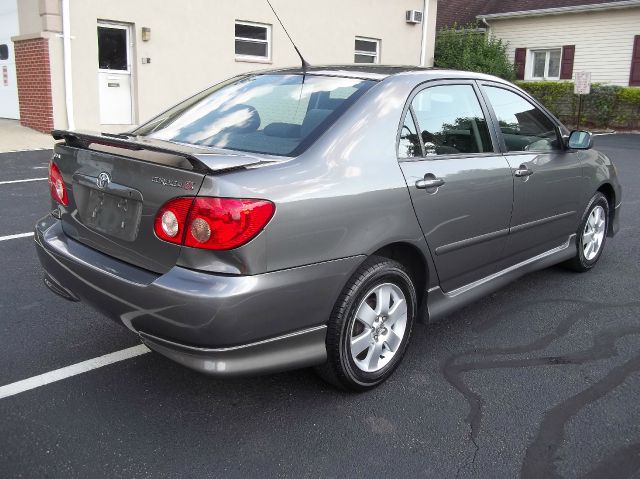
top-left (97, 172), bottom-right (111, 189)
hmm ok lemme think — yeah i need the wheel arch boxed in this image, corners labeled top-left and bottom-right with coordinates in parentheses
top-left (597, 182), bottom-right (616, 235)
top-left (369, 242), bottom-right (429, 311)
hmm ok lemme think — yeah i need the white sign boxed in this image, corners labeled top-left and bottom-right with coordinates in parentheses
top-left (574, 71), bottom-right (591, 95)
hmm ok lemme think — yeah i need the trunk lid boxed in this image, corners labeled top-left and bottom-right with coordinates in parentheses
top-left (52, 131), bottom-right (273, 273)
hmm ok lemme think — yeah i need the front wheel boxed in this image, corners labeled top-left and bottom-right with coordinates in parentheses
top-left (315, 256), bottom-right (417, 391)
top-left (564, 192), bottom-right (609, 272)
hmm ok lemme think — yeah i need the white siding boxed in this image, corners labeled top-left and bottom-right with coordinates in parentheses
top-left (488, 7), bottom-right (640, 86)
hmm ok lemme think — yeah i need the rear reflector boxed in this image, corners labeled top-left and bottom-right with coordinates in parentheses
top-left (48, 161), bottom-right (68, 206)
top-left (154, 197), bottom-right (275, 250)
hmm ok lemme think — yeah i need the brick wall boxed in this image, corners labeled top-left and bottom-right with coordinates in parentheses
top-left (14, 37), bottom-right (54, 133)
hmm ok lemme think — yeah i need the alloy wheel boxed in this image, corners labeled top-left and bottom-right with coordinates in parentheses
top-left (583, 205), bottom-right (606, 261)
top-left (349, 283), bottom-right (408, 373)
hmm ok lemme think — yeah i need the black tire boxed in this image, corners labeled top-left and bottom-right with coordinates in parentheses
top-left (563, 192), bottom-right (609, 272)
top-left (315, 255), bottom-right (417, 391)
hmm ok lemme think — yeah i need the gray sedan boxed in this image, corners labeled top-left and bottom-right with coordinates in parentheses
top-left (36, 66), bottom-right (621, 390)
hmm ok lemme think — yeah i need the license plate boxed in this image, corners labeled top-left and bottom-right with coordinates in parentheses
top-left (82, 188), bottom-right (142, 241)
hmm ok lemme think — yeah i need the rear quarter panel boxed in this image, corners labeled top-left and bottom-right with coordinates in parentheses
top-left (187, 77), bottom-right (433, 276)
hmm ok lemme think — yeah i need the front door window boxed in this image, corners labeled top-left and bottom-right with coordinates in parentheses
top-left (483, 86), bottom-right (560, 152)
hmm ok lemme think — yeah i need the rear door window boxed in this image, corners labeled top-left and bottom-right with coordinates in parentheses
top-left (410, 85), bottom-right (493, 156)
top-left (398, 111), bottom-right (422, 158)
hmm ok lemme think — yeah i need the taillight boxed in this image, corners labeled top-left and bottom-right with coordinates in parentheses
top-left (153, 197), bottom-right (194, 244)
top-left (154, 197), bottom-right (275, 250)
top-left (48, 161), bottom-right (68, 206)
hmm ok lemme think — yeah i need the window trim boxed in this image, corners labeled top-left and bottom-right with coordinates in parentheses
top-left (476, 81), bottom-right (566, 155)
top-left (526, 47), bottom-right (562, 81)
top-left (234, 20), bottom-right (272, 63)
top-left (354, 36), bottom-right (380, 64)
top-left (396, 79), bottom-right (500, 162)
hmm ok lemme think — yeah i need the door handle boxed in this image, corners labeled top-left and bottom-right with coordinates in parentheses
top-left (514, 167), bottom-right (533, 178)
top-left (415, 175), bottom-right (445, 189)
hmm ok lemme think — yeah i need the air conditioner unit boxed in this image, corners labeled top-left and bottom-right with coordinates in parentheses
top-left (406, 10), bottom-right (423, 24)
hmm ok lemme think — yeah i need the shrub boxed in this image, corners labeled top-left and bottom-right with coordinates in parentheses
top-left (516, 81), bottom-right (640, 130)
top-left (435, 24), bottom-right (515, 81)
top-left (515, 81), bottom-right (574, 120)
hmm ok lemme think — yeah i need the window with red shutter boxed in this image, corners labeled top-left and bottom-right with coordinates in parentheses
top-left (630, 35), bottom-right (640, 86)
top-left (515, 48), bottom-right (526, 80)
top-left (560, 45), bottom-right (575, 80)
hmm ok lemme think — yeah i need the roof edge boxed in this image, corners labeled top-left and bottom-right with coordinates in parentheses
top-left (478, 0), bottom-right (640, 21)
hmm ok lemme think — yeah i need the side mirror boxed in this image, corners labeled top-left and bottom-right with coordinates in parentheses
top-left (567, 130), bottom-right (594, 150)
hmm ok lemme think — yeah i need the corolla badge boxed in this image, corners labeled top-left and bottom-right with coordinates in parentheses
top-left (97, 172), bottom-right (111, 189)
top-left (151, 176), bottom-right (195, 191)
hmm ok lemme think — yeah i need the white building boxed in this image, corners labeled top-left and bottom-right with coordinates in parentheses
top-left (7, 0), bottom-right (438, 132)
top-left (479, 1), bottom-right (640, 86)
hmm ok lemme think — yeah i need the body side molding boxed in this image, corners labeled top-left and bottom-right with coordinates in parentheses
top-left (426, 235), bottom-right (576, 323)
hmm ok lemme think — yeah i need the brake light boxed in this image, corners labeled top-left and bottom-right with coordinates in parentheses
top-left (48, 161), bottom-right (68, 206)
top-left (154, 197), bottom-right (275, 250)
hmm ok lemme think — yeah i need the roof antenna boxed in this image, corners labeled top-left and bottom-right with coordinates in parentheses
top-left (266, 0), bottom-right (310, 71)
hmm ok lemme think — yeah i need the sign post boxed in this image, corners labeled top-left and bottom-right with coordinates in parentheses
top-left (574, 71), bottom-right (591, 130)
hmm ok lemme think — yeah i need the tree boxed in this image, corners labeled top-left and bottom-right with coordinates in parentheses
top-left (434, 24), bottom-right (516, 81)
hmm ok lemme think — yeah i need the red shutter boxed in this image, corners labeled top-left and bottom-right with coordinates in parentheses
top-left (560, 45), bottom-right (575, 80)
top-left (515, 48), bottom-right (526, 80)
top-left (630, 35), bottom-right (640, 86)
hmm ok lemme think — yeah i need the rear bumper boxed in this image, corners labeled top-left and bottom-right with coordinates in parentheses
top-left (35, 215), bottom-right (363, 376)
top-left (139, 327), bottom-right (327, 376)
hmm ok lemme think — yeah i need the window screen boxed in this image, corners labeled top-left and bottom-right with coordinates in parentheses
top-left (0, 44), bottom-right (8, 61)
top-left (530, 48), bottom-right (562, 79)
top-left (354, 38), bottom-right (379, 64)
top-left (484, 86), bottom-right (560, 152)
top-left (235, 22), bottom-right (270, 59)
top-left (410, 85), bottom-right (493, 156)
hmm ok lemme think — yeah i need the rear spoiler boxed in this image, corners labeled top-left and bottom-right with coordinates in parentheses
top-left (51, 130), bottom-right (274, 173)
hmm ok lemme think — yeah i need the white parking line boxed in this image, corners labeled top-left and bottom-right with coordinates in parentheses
top-left (0, 232), bottom-right (34, 241)
top-left (0, 345), bottom-right (150, 400)
top-left (0, 177), bottom-right (47, 185)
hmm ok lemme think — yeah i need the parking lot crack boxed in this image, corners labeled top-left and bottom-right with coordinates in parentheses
top-left (442, 299), bottom-right (640, 477)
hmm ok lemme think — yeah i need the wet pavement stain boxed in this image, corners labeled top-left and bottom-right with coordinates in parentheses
top-left (441, 299), bottom-right (640, 477)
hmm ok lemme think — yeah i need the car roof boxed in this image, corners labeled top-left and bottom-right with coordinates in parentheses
top-left (265, 65), bottom-right (429, 80)
top-left (256, 64), bottom-right (510, 84)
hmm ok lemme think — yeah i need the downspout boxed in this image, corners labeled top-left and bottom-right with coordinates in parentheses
top-left (61, 0), bottom-right (75, 130)
top-left (419, 0), bottom-right (430, 66)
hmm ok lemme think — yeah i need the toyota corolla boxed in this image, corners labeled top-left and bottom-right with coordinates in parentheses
top-left (35, 66), bottom-right (621, 390)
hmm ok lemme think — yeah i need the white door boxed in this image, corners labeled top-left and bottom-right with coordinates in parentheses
top-left (97, 23), bottom-right (133, 125)
top-left (0, 39), bottom-right (19, 119)
top-left (0, 0), bottom-right (20, 119)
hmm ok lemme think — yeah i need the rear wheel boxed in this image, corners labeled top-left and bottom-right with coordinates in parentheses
top-left (316, 256), bottom-right (417, 391)
top-left (564, 192), bottom-right (609, 272)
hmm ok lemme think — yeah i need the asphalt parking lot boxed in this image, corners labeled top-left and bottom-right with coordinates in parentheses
top-left (0, 135), bottom-right (639, 478)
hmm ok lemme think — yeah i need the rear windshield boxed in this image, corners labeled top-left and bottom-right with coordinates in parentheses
top-left (133, 74), bottom-right (375, 156)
